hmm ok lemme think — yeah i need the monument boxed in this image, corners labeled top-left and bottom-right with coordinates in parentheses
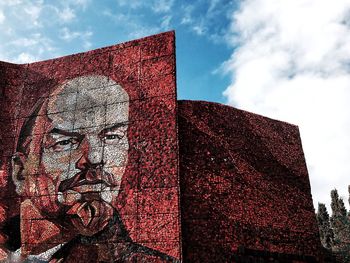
top-left (0, 32), bottom-right (180, 262)
top-left (0, 31), bottom-right (324, 262)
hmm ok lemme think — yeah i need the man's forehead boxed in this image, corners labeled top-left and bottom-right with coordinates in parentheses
top-left (43, 76), bottom-right (129, 131)
top-left (50, 75), bottom-right (126, 95)
top-left (47, 76), bottom-right (129, 115)
top-left (46, 102), bottom-right (129, 132)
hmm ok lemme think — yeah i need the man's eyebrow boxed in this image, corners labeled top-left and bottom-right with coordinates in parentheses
top-left (49, 128), bottom-right (83, 138)
top-left (102, 122), bottom-right (128, 133)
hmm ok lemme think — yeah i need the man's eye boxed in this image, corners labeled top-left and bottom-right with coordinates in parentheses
top-left (104, 134), bottom-right (121, 140)
top-left (50, 138), bottom-right (79, 151)
top-left (101, 126), bottom-right (127, 144)
top-left (57, 138), bottom-right (78, 146)
top-left (58, 139), bottom-right (72, 145)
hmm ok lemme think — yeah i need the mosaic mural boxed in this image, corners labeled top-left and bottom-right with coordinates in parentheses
top-left (0, 32), bottom-right (181, 262)
top-left (0, 31), bottom-right (326, 262)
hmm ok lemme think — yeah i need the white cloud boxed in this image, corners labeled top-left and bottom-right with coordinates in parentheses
top-left (180, 5), bottom-right (194, 25)
top-left (60, 27), bottom-right (79, 41)
top-left (115, 0), bottom-right (174, 14)
top-left (151, 0), bottom-right (174, 13)
top-left (102, 8), bottom-right (165, 39)
top-left (16, 52), bottom-right (37, 63)
top-left (161, 15), bottom-right (172, 29)
top-left (223, 0), bottom-right (350, 211)
top-left (23, 3), bottom-right (43, 27)
top-left (208, 0), bottom-right (220, 14)
top-left (65, 0), bottom-right (91, 9)
top-left (0, 0), bottom-right (92, 62)
top-left (0, 0), bottom-right (23, 6)
top-left (2, 33), bottom-right (56, 63)
top-left (116, 0), bottom-right (144, 9)
top-left (192, 22), bottom-right (207, 36)
top-left (180, 5), bottom-right (207, 35)
top-left (179, 1), bottom-right (233, 41)
top-left (11, 37), bottom-right (39, 47)
top-left (128, 25), bottom-right (162, 39)
top-left (0, 10), bottom-right (5, 24)
top-left (59, 7), bottom-right (76, 23)
top-left (0, 0), bottom-right (44, 30)
top-left (59, 27), bottom-right (93, 50)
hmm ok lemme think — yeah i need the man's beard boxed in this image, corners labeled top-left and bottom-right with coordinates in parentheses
top-left (57, 168), bottom-right (118, 236)
top-left (65, 200), bottom-right (114, 236)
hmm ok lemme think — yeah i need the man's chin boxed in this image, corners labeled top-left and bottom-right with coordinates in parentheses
top-left (66, 200), bottom-right (114, 236)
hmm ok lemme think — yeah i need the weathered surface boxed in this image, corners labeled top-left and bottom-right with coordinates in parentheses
top-left (178, 100), bottom-right (323, 262)
top-left (0, 31), bottom-right (181, 262)
top-left (0, 31), bottom-right (325, 263)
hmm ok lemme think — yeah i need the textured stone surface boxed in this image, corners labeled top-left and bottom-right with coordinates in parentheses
top-left (178, 100), bottom-right (323, 262)
top-left (0, 31), bottom-right (325, 262)
top-left (0, 31), bottom-right (181, 262)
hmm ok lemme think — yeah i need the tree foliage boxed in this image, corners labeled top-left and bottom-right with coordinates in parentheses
top-left (317, 203), bottom-right (333, 249)
top-left (317, 187), bottom-right (350, 262)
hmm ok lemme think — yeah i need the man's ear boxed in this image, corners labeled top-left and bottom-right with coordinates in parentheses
top-left (11, 152), bottom-right (26, 195)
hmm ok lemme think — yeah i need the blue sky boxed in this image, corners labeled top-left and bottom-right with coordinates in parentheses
top-left (1, 0), bottom-right (350, 212)
top-left (0, 0), bottom-right (235, 103)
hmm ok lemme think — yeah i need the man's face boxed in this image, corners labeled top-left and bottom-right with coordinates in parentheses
top-left (19, 76), bottom-right (129, 236)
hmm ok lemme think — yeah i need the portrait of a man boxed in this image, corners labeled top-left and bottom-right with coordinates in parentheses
top-left (4, 75), bottom-right (179, 262)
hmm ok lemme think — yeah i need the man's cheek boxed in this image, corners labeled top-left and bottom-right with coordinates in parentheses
top-left (41, 151), bottom-right (74, 174)
top-left (103, 144), bottom-right (128, 167)
top-left (106, 166), bottom-right (125, 187)
top-left (102, 166), bottom-right (124, 206)
top-left (25, 174), bottom-right (61, 215)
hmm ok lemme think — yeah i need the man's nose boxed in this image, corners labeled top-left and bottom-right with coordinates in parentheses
top-left (76, 136), bottom-right (104, 169)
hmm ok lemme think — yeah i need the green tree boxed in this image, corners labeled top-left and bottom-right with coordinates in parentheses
top-left (330, 189), bottom-right (350, 262)
top-left (317, 203), bottom-right (333, 249)
top-left (348, 185), bottom-right (350, 218)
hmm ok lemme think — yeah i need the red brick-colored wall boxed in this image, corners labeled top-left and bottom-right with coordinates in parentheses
top-left (178, 100), bottom-right (323, 262)
top-left (0, 31), bottom-right (324, 262)
top-left (0, 32), bottom-right (181, 262)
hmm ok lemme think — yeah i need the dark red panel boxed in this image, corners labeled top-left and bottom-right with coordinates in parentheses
top-left (0, 31), bottom-right (326, 263)
top-left (178, 100), bottom-right (323, 262)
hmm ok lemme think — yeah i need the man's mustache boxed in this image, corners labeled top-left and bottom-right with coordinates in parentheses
top-left (58, 168), bottom-right (114, 193)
